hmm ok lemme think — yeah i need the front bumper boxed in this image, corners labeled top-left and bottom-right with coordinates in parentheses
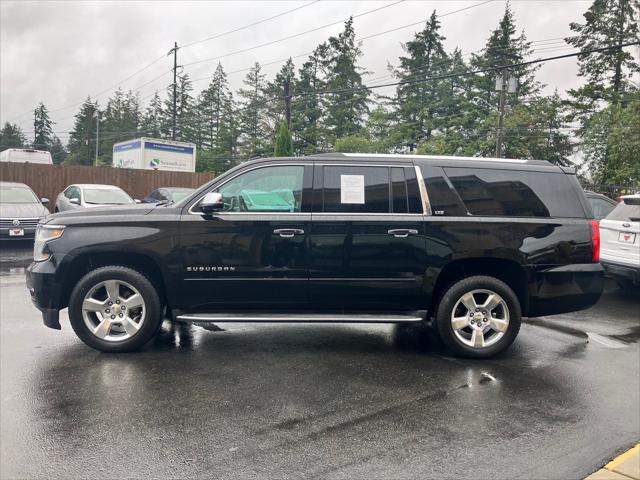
top-left (26, 259), bottom-right (65, 329)
top-left (601, 259), bottom-right (640, 285)
top-left (528, 263), bottom-right (604, 317)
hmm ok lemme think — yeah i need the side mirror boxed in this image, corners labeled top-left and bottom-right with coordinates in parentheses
top-left (200, 192), bottom-right (224, 214)
top-left (134, 199), bottom-right (141, 204)
top-left (40, 198), bottom-right (49, 205)
top-left (69, 198), bottom-right (80, 205)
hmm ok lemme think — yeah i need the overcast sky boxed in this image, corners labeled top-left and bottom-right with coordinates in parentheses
top-left (1, 0), bottom-right (606, 143)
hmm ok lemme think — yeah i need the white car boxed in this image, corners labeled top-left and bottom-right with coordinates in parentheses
top-left (54, 184), bottom-right (137, 213)
top-left (599, 194), bottom-right (640, 289)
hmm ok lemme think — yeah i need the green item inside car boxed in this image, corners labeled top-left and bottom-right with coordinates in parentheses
top-left (238, 189), bottom-right (296, 212)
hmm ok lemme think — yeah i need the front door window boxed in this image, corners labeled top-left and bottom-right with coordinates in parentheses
top-left (216, 165), bottom-right (304, 213)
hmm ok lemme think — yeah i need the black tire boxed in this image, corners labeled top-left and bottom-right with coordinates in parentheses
top-left (68, 266), bottom-right (163, 352)
top-left (434, 275), bottom-right (521, 358)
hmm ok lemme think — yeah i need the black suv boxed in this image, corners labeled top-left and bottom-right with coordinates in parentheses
top-left (26, 154), bottom-right (604, 357)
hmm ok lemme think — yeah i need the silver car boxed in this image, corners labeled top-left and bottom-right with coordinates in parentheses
top-left (54, 184), bottom-right (137, 212)
top-left (0, 181), bottom-right (50, 240)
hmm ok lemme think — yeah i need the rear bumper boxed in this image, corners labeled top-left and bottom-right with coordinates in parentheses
top-left (601, 259), bottom-right (640, 285)
top-left (528, 263), bottom-right (604, 317)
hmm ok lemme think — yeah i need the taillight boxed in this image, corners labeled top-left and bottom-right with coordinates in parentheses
top-left (590, 219), bottom-right (600, 263)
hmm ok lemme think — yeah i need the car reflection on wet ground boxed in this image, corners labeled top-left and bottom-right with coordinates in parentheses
top-left (1, 242), bottom-right (638, 479)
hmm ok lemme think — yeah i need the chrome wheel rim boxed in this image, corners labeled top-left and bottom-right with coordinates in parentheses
top-left (450, 289), bottom-right (509, 349)
top-left (81, 280), bottom-right (146, 342)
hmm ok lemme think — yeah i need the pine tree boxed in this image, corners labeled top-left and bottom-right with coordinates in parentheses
top-left (0, 122), bottom-right (27, 149)
top-left (199, 63), bottom-right (233, 151)
top-left (33, 102), bottom-right (55, 150)
top-left (392, 11), bottom-right (449, 150)
top-left (468, 2), bottom-right (541, 156)
top-left (319, 18), bottom-right (369, 143)
top-left (274, 120), bottom-right (293, 156)
top-left (67, 97), bottom-right (98, 165)
top-left (98, 89), bottom-right (141, 164)
top-left (566, 0), bottom-right (639, 112)
top-left (140, 91), bottom-right (165, 138)
top-left (266, 58), bottom-right (296, 138)
top-left (238, 62), bottom-right (268, 157)
top-left (49, 136), bottom-right (68, 164)
top-left (163, 73), bottom-right (195, 141)
top-left (293, 50), bottom-right (325, 153)
top-left (566, 0), bottom-right (639, 183)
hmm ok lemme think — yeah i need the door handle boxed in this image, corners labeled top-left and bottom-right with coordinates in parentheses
top-left (273, 228), bottom-right (305, 238)
top-left (387, 229), bottom-right (418, 238)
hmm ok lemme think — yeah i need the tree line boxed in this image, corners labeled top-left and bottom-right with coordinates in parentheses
top-left (1, 0), bottom-right (638, 185)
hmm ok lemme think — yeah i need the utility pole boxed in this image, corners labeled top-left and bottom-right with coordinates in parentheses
top-left (33, 110), bottom-right (37, 146)
top-left (95, 105), bottom-right (100, 166)
top-left (495, 68), bottom-right (507, 158)
top-left (86, 105), bottom-right (93, 166)
top-left (284, 75), bottom-right (292, 130)
top-left (168, 41), bottom-right (179, 140)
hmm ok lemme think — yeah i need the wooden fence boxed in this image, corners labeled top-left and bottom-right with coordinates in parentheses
top-left (0, 163), bottom-right (216, 204)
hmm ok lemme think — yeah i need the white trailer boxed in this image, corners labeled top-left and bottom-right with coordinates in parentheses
top-left (0, 148), bottom-right (53, 165)
top-left (112, 137), bottom-right (196, 172)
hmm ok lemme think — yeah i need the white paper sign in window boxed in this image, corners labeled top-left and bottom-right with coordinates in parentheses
top-left (340, 175), bottom-right (365, 204)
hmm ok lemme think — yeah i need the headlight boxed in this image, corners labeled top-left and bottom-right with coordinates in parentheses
top-left (34, 225), bottom-right (65, 262)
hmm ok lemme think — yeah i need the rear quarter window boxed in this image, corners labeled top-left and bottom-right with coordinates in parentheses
top-left (444, 167), bottom-right (585, 218)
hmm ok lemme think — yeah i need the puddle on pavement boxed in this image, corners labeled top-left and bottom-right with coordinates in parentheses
top-left (527, 318), bottom-right (640, 348)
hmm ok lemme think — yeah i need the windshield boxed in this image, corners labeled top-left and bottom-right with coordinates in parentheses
top-left (171, 190), bottom-right (194, 202)
top-left (0, 186), bottom-right (39, 204)
top-left (84, 188), bottom-right (133, 205)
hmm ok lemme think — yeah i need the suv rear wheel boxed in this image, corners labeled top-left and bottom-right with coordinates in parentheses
top-left (68, 266), bottom-right (163, 352)
top-left (434, 275), bottom-right (521, 358)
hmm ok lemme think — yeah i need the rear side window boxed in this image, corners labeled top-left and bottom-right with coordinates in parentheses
top-left (322, 166), bottom-right (389, 213)
top-left (607, 199), bottom-right (640, 221)
top-left (444, 168), bottom-right (585, 218)
top-left (421, 165), bottom-right (467, 216)
top-left (320, 165), bottom-right (421, 214)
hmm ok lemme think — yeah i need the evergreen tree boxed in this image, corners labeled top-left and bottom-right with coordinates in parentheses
top-left (163, 73), bottom-right (195, 141)
top-left (199, 63), bottom-right (233, 152)
top-left (0, 122), bottom-right (27, 149)
top-left (391, 11), bottom-right (449, 150)
top-left (238, 62), bottom-right (269, 157)
top-left (566, 0), bottom-right (639, 112)
top-left (49, 136), bottom-right (68, 165)
top-left (98, 89), bottom-right (141, 165)
top-left (582, 91), bottom-right (640, 183)
top-left (566, 0), bottom-right (639, 183)
top-left (140, 92), bottom-right (165, 138)
top-left (67, 97), bottom-right (98, 165)
top-left (33, 102), bottom-right (55, 150)
top-left (318, 18), bottom-right (369, 143)
top-left (468, 2), bottom-right (541, 156)
top-left (293, 50), bottom-right (325, 153)
top-left (265, 58), bottom-right (296, 146)
top-left (274, 120), bottom-right (293, 156)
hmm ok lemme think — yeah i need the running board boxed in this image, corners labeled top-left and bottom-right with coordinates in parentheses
top-left (175, 313), bottom-right (424, 324)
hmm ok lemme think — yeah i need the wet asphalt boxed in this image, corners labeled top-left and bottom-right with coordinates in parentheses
top-left (1, 241), bottom-right (639, 480)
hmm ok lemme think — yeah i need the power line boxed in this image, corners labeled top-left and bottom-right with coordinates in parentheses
top-left (181, 0), bottom-right (321, 49)
top-left (182, 0), bottom-right (407, 68)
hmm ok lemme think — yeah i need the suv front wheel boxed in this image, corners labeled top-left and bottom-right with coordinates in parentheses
top-left (434, 275), bottom-right (521, 358)
top-left (68, 266), bottom-right (163, 352)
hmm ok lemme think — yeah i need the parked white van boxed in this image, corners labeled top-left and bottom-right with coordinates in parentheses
top-left (0, 148), bottom-right (53, 165)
